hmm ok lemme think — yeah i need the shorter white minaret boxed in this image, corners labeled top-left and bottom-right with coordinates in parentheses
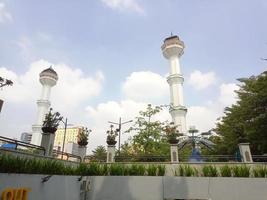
top-left (31, 67), bottom-right (58, 146)
top-left (161, 35), bottom-right (187, 134)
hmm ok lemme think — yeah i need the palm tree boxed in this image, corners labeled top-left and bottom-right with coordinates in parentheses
top-left (92, 145), bottom-right (107, 162)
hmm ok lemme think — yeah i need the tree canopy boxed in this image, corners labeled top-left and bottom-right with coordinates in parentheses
top-left (123, 104), bottom-right (169, 156)
top-left (215, 71), bottom-right (267, 155)
top-left (92, 145), bottom-right (107, 161)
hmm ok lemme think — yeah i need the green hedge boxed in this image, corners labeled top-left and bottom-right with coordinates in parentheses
top-left (0, 154), bottom-right (165, 176)
top-left (1, 154), bottom-right (266, 177)
top-left (173, 164), bottom-right (266, 178)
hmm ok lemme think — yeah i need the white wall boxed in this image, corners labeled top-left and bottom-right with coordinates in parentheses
top-left (1, 174), bottom-right (267, 200)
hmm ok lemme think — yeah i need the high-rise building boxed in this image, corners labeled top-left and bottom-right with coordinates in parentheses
top-left (20, 132), bottom-right (32, 143)
top-left (161, 35), bottom-right (187, 134)
top-left (54, 126), bottom-right (83, 151)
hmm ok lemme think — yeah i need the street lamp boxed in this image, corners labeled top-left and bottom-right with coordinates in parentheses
top-left (108, 117), bottom-right (133, 155)
top-left (60, 118), bottom-right (73, 159)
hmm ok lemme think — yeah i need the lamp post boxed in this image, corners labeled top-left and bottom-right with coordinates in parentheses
top-left (108, 117), bottom-right (133, 155)
top-left (60, 118), bottom-right (73, 159)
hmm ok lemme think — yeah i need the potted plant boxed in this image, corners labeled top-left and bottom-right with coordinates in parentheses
top-left (163, 122), bottom-right (183, 144)
top-left (106, 125), bottom-right (118, 145)
top-left (77, 127), bottom-right (91, 146)
top-left (42, 108), bottom-right (63, 134)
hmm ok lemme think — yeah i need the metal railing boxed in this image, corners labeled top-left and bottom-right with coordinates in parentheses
top-left (115, 155), bottom-right (169, 162)
top-left (252, 155), bottom-right (267, 162)
top-left (84, 155), bottom-right (106, 163)
top-left (84, 154), bottom-right (267, 163)
top-left (0, 135), bottom-right (45, 155)
top-left (179, 155), bottom-right (238, 162)
top-left (52, 149), bottom-right (82, 162)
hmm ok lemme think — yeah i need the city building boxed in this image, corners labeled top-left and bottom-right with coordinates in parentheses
top-left (20, 132), bottom-right (32, 143)
top-left (65, 142), bottom-right (79, 155)
top-left (54, 126), bottom-right (83, 151)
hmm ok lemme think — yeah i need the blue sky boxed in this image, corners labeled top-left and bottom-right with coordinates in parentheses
top-left (0, 0), bottom-right (266, 150)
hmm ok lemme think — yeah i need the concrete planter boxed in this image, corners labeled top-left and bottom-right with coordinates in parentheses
top-left (77, 146), bottom-right (86, 161)
top-left (0, 174), bottom-right (267, 200)
top-left (164, 177), bottom-right (267, 200)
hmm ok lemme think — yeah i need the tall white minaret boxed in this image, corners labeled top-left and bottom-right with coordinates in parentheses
top-left (31, 67), bottom-right (58, 145)
top-left (161, 35), bottom-right (187, 134)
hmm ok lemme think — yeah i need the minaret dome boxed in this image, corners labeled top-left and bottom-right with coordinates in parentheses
top-left (161, 35), bottom-right (185, 59)
top-left (39, 66), bottom-right (58, 87)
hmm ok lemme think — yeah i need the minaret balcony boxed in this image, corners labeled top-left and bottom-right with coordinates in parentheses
top-left (37, 99), bottom-right (51, 107)
top-left (169, 105), bottom-right (187, 113)
top-left (167, 74), bottom-right (184, 84)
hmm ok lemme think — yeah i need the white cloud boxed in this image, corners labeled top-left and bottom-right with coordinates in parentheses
top-left (219, 83), bottom-right (239, 106)
top-left (122, 71), bottom-right (169, 104)
top-left (86, 99), bottom-right (171, 151)
top-left (188, 70), bottom-right (217, 90)
top-left (0, 60), bottom-right (104, 108)
top-left (101, 0), bottom-right (144, 14)
top-left (0, 64), bottom-right (239, 152)
top-left (51, 63), bottom-right (104, 113)
top-left (0, 2), bottom-right (12, 23)
top-left (86, 100), bottom-right (146, 151)
top-left (187, 105), bottom-right (220, 132)
top-left (83, 70), bottom-right (239, 151)
top-left (85, 71), bottom-right (171, 151)
top-left (0, 60), bottom-right (104, 138)
top-left (187, 83), bottom-right (239, 132)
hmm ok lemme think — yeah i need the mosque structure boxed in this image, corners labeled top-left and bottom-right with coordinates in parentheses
top-left (161, 35), bottom-right (187, 134)
top-left (31, 67), bottom-right (58, 146)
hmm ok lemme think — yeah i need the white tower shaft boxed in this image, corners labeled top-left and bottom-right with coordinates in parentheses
top-left (162, 36), bottom-right (187, 134)
top-left (168, 56), bottom-right (184, 106)
top-left (31, 87), bottom-right (52, 145)
top-left (31, 68), bottom-right (58, 146)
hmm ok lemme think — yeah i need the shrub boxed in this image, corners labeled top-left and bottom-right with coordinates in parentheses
top-left (88, 162), bottom-right (104, 176)
top-left (178, 165), bottom-right (185, 176)
top-left (41, 159), bottom-right (65, 175)
top-left (220, 165), bottom-right (232, 177)
top-left (128, 164), bottom-right (146, 176)
top-left (157, 165), bottom-right (166, 176)
top-left (252, 166), bottom-right (267, 178)
top-left (232, 165), bottom-right (250, 177)
top-left (25, 158), bottom-right (43, 174)
top-left (76, 163), bottom-right (89, 175)
top-left (178, 165), bottom-right (197, 177)
top-left (174, 167), bottom-right (179, 176)
top-left (147, 165), bottom-right (157, 176)
top-left (202, 165), bottom-right (218, 177)
top-left (64, 165), bottom-right (76, 175)
top-left (4, 154), bottom-right (266, 178)
top-left (99, 164), bottom-right (109, 176)
top-left (0, 155), bottom-right (23, 173)
top-left (109, 164), bottom-right (126, 176)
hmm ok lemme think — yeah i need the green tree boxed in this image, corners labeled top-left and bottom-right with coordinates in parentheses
top-left (92, 145), bottom-right (107, 160)
top-left (125, 104), bottom-right (169, 156)
top-left (215, 71), bottom-right (267, 154)
top-left (77, 128), bottom-right (90, 146)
